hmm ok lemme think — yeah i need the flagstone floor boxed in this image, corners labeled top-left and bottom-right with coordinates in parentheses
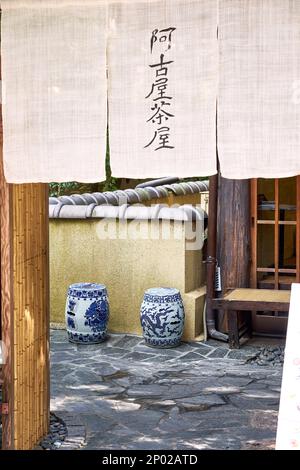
top-left (50, 330), bottom-right (283, 450)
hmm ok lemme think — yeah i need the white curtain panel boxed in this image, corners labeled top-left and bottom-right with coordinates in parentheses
top-left (108, 0), bottom-right (218, 179)
top-left (218, 0), bottom-right (300, 179)
top-left (1, 0), bottom-right (108, 183)
top-left (276, 283), bottom-right (300, 450)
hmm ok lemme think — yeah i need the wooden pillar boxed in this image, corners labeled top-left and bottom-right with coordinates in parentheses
top-left (0, 138), bottom-right (14, 450)
top-left (217, 177), bottom-right (251, 332)
top-left (1, 111), bottom-right (50, 450)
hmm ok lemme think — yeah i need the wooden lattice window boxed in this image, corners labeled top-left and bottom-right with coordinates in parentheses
top-left (251, 177), bottom-right (300, 290)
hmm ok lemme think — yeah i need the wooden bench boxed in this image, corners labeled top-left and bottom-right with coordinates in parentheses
top-left (213, 288), bottom-right (291, 349)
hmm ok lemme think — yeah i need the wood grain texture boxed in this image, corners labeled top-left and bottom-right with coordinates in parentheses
top-left (11, 183), bottom-right (50, 449)
top-left (217, 178), bottom-right (251, 331)
top-left (221, 288), bottom-right (290, 303)
top-left (1, 103), bottom-right (49, 449)
top-left (250, 179), bottom-right (258, 288)
top-left (213, 288), bottom-right (290, 312)
top-left (0, 83), bottom-right (15, 450)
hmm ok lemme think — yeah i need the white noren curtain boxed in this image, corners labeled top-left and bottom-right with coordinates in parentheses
top-left (1, 0), bottom-right (108, 183)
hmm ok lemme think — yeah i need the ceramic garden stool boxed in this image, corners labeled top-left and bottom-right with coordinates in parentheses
top-left (140, 287), bottom-right (185, 348)
top-left (65, 283), bottom-right (109, 344)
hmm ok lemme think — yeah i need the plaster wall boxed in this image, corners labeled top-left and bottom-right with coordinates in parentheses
top-left (50, 219), bottom-right (206, 341)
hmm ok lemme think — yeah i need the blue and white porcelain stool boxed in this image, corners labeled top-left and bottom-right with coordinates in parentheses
top-left (65, 283), bottom-right (109, 344)
top-left (140, 287), bottom-right (185, 348)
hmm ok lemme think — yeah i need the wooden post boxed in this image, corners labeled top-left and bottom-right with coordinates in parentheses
top-left (1, 103), bottom-right (50, 450)
top-left (217, 177), bottom-right (251, 332)
top-left (0, 135), bottom-right (14, 450)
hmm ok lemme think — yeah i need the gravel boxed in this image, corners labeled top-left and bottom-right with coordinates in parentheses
top-left (246, 346), bottom-right (284, 367)
top-left (37, 413), bottom-right (67, 450)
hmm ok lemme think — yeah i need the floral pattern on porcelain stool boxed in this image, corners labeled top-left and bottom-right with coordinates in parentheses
top-left (140, 287), bottom-right (185, 348)
top-left (65, 283), bottom-right (109, 344)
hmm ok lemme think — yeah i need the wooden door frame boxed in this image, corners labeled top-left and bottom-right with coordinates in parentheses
top-left (251, 177), bottom-right (300, 288)
top-left (250, 176), bottom-right (300, 336)
top-left (0, 145), bottom-right (14, 450)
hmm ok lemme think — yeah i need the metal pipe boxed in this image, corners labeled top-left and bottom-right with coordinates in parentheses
top-left (205, 174), bottom-right (228, 342)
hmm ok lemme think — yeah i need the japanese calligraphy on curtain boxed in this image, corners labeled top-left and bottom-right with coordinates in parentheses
top-left (108, 0), bottom-right (218, 179)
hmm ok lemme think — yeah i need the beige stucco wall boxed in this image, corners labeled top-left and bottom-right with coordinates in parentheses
top-left (50, 218), bottom-right (206, 341)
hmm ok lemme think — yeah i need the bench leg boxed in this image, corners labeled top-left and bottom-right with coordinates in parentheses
top-left (246, 311), bottom-right (253, 338)
top-left (228, 310), bottom-right (240, 349)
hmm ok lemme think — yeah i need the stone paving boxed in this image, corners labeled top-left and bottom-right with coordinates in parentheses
top-left (50, 330), bottom-right (283, 450)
